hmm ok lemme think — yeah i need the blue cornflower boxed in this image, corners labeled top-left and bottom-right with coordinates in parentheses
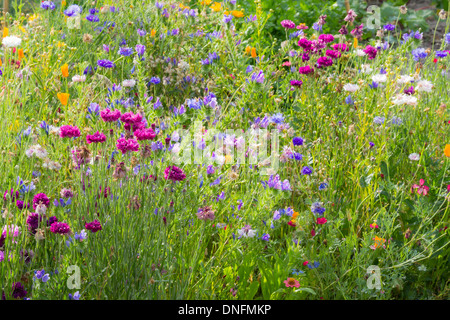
top-left (246, 65), bottom-right (254, 74)
top-left (391, 116), bottom-right (403, 125)
top-left (149, 77), bottom-right (161, 85)
top-left (86, 14), bottom-right (99, 22)
top-left (345, 94), bottom-right (354, 105)
top-left (270, 113), bottom-right (285, 124)
top-left (369, 81), bottom-right (379, 89)
top-left (301, 166), bottom-right (313, 175)
top-left (137, 29), bottom-right (147, 36)
top-left (373, 116), bottom-right (385, 125)
top-left (293, 137), bottom-right (303, 146)
top-left (40, 1), bottom-right (55, 10)
top-left (384, 24), bottom-right (395, 31)
top-left (290, 152), bottom-right (303, 161)
top-left (446, 33), bottom-right (450, 44)
top-left (273, 210), bottom-right (281, 220)
top-left (64, 5), bottom-right (82, 17)
top-left (436, 51), bottom-right (448, 58)
top-left (311, 202), bottom-right (325, 215)
top-left (261, 233), bottom-right (270, 241)
top-left (223, 14), bottom-right (233, 23)
top-left (318, 183), bottom-right (328, 190)
top-left (312, 23), bottom-right (322, 31)
top-left (68, 291), bottom-right (80, 300)
top-left (412, 48), bottom-right (427, 61)
top-left (97, 59), bottom-right (114, 68)
top-left (307, 261), bottom-right (320, 269)
top-left (118, 47), bottom-right (133, 56)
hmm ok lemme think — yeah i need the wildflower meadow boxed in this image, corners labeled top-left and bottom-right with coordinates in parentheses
top-left (0, 0), bottom-right (449, 301)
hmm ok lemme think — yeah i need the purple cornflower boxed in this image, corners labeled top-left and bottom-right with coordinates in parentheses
top-left (40, 1), bottom-right (55, 10)
top-left (118, 47), bottom-right (133, 56)
top-left (97, 59), bottom-right (115, 68)
top-left (50, 222), bottom-right (71, 235)
top-left (301, 166), bottom-right (313, 175)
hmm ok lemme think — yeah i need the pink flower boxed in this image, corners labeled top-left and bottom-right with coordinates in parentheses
top-left (60, 125), bottom-right (81, 138)
top-left (85, 220), bottom-right (102, 233)
top-left (302, 261), bottom-right (309, 266)
top-left (164, 166), bottom-right (186, 182)
top-left (100, 108), bottom-right (121, 122)
top-left (411, 179), bottom-right (429, 196)
top-left (280, 20), bottom-right (295, 29)
top-left (50, 222), bottom-right (71, 235)
top-left (116, 138), bottom-right (139, 154)
top-left (86, 131), bottom-right (106, 144)
top-left (283, 277), bottom-right (300, 288)
top-left (120, 111), bottom-right (143, 124)
top-left (317, 217), bottom-right (327, 224)
top-left (134, 128), bottom-right (156, 141)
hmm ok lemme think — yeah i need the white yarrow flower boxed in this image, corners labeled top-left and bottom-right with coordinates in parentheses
top-left (343, 83), bottom-right (359, 92)
top-left (372, 74), bottom-right (387, 83)
top-left (397, 75), bottom-right (414, 85)
top-left (2, 36), bottom-right (22, 48)
top-left (409, 153), bottom-right (420, 161)
top-left (415, 80), bottom-right (433, 92)
top-left (72, 75), bottom-right (86, 82)
top-left (122, 79), bottom-right (136, 87)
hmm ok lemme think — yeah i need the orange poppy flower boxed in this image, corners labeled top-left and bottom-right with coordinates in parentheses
top-left (444, 144), bottom-right (450, 157)
top-left (61, 64), bottom-right (69, 77)
top-left (251, 47), bottom-right (257, 58)
top-left (57, 93), bottom-right (70, 106)
top-left (231, 10), bottom-right (244, 18)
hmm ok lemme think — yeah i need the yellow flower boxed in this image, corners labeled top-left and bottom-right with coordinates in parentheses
top-left (231, 10), bottom-right (244, 18)
top-left (245, 46), bottom-right (252, 55)
top-left (251, 47), bottom-right (257, 58)
top-left (353, 37), bottom-right (358, 48)
top-left (18, 49), bottom-right (24, 60)
top-left (0, 59), bottom-right (2, 67)
top-left (200, 0), bottom-right (212, 4)
top-left (210, 2), bottom-right (222, 12)
top-left (62, 0), bottom-right (66, 6)
top-left (290, 211), bottom-right (299, 223)
top-left (151, 29), bottom-right (156, 37)
top-left (57, 93), bottom-right (70, 106)
top-left (61, 63), bottom-right (69, 78)
top-left (225, 154), bottom-right (233, 164)
top-left (3, 27), bottom-right (8, 38)
top-left (444, 144), bottom-right (450, 157)
top-left (180, 3), bottom-right (190, 9)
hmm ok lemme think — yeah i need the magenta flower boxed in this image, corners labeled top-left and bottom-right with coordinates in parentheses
top-left (280, 20), bottom-right (295, 29)
top-left (116, 138), bottom-right (139, 154)
top-left (316, 56), bottom-right (333, 68)
top-left (134, 128), bottom-right (156, 141)
top-left (60, 125), bottom-right (81, 138)
top-left (325, 49), bottom-right (341, 59)
top-left (299, 65), bottom-right (314, 75)
top-left (50, 222), bottom-right (71, 235)
top-left (332, 43), bottom-right (349, 52)
top-left (120, 111), bottom-right (143, 124)
top-left (411, 179), bottom-right (429, 196)
top-left (164, 166), bottom-right (186, 182)
top-left (86, 131), bottom-right (106, 144)
top-left (363, 45), bottom-right (377, 60)
top-left (100, 108), bottom-right (121, 122)
top-left (318, 34), bottom-right (334, 43)
top-left (33, 193), bottom-right (50, 210)
top-left (85, 220), bottom-right (102, 233)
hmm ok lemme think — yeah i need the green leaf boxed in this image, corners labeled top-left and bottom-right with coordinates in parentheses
top-left (294, 287), bottom-right (316, 295)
